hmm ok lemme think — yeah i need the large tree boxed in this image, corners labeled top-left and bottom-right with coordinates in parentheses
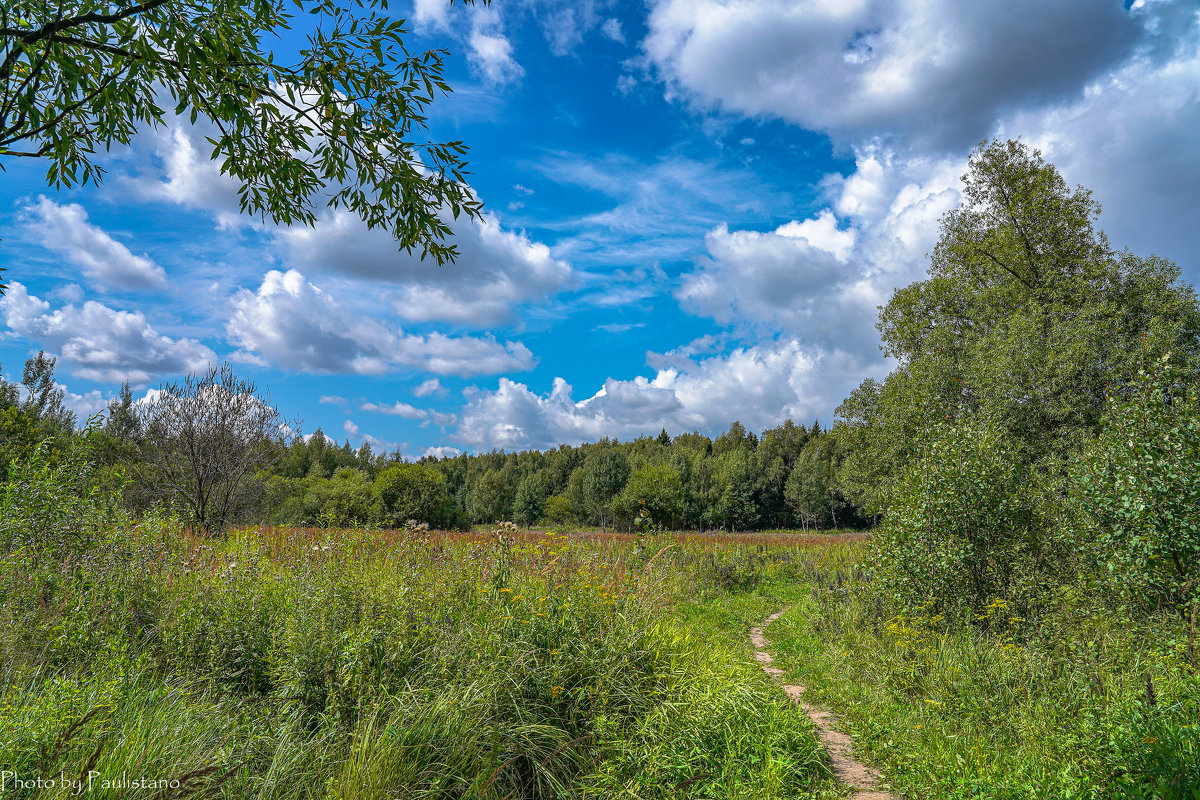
top-left (838, 139), bottom-right (1200, 510)
top-left (0, 0), bottom-right (485, 294)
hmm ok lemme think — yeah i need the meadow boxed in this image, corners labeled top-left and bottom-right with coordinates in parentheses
top-left (0, 517), bottom-right (849, 800)
top-left (2, 512), bottom-right (1196, 799)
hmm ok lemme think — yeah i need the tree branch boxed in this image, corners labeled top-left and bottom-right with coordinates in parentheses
top-left (0, 0), bottom-right (174, 45)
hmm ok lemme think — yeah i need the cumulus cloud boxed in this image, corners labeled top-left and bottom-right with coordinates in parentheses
top-left (414, 378), bottom-right (447, 398)
top-left (125, 121), bottom-right (573, 326)
top-left (454, 339), bottom-right (877, 450)
top-left (226, 270), bottom-right (536, 376)
top-left (0, 282), bottom-right (216, 385)
top-left (674, 153), bottom-right (959, 359)
top-left (280, 207), bottom-right (573, 325)
top-left (19, 197), bottom-right (167, 290)
top-left (643, 0), bottom-right (1142, 150)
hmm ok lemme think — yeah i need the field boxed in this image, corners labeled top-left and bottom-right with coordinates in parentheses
top-left (1, 522), bottom-right (1196, 799)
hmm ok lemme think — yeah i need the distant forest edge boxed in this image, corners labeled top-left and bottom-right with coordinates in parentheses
top-left (1, 357), bottom-right (859, 533)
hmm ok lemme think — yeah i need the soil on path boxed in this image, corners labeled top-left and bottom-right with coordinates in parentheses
top-left (750, 609), bottom-right (896, 800)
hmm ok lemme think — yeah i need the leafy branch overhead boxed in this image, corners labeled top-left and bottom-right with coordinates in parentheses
top-left (0, 0), bottom-right (486, 265)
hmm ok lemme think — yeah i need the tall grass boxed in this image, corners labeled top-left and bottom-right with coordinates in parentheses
top-left (0, 520), bottom-right (837, 799)
top-left (757, 542), bottom-right (1200, 799)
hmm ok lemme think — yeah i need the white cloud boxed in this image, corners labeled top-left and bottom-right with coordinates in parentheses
top-left (422, 445), bottom-right (462, 459)
top-left (642, 0), bottom-right (1143, 150)
top-left (280, 207), bottom-right (574, 326)
top-left (595, 322), bottom-right (647, 334)
top-left (469, 8), bottom-right (524, 85)
top-left (226, 270), bottom-right (536, 376)
top-left (601, 18), bottom-right (626, 44)
top-left (414, 377), bottom-right (447, 398)
top-left (361, 400), bottom-right (427, 419)
top-left (454, 339), bottom-right (877, 450)
top-left (319, 394), bottom-right (348, 407)
top-left (414, 0), bottom-right (451, 31)
top-left (124, 122), bottom-right (573, 327)
top-left (19, 197), bottom-right (167, 290)
top-left (0, 282), bottom-right (216, 385)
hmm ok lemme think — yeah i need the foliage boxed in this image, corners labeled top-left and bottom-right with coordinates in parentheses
top-left (1073, 352), bottom-right (1200, 614)
top-left (871, 422), bottom-right (1054, 622)
top-left (512, 473), bottom-right (545, 528)
top-left (0, 422), bottom-right (121, 561)
top-left (611, 463), bottom-right (683, 529)
top-left (577, 449), bottom-right (629, 533)
top-left (0, 0), bottom-right (484, 274)
top-left (375, 462), bottom-right (452, 528)
top-left (838, 139), bottom-right (1200, 510)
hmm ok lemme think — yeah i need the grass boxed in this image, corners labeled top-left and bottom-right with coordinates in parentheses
top-left (4, 517), bottom-right (1195, 799)
top-left (713, 541), bottom-right (1200, 800)
top-left (0, 522), bottom-right (844, 799)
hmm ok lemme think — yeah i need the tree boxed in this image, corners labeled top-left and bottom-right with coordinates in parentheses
top-left (512, 474), bottom-right (545, 528)
top-left (577, 449), bottom-right (628, 532)
top-left (138, 363), bottom-right (289, 532)
top-left (0, 0), bottom-right (488, 296)
top-left (103, 380), bottom-right (138, 441)
top-left (1074, 352), bottom-right (1200, 615)
top-left (20, 351), bottom-right (74, 430)
top-left (839, 139), bottom-right (1200, 510)
top-left (469, 468), bottom-right (512, 524)
top-left (612, 463), bottom-right (683, 530)
top-left (785, 434), bottom-right (846, 531)
top-left (375, 462), bottom-right (452, 528)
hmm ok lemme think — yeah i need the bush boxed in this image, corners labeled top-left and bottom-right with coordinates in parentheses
top-left (872, 422), bottom-right (1053, 623)
top-left (1073, 352), bottom-right (1200, 616)
top-left (0, 427), bottom-right (122, 563)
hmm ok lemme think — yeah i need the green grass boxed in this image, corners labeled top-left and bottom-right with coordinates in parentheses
top-left (713, 542), bottom-right (1200, 800)
top-left (0, 523), bottom-right (840, 799)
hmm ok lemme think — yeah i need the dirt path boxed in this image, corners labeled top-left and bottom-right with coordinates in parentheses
top-left (750, 609), bottom-right (896, 800)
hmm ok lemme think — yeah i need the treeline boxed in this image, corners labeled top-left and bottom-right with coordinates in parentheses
top-left (260, 417), bottom-right (870, 532)
top-left (0, 358), bottom-right (869, 534)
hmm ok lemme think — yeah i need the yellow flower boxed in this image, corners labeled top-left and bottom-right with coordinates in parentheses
top-left (499, 588), bottom-right (512, 593)
top-left (551, 685), bottom-right (565, 699)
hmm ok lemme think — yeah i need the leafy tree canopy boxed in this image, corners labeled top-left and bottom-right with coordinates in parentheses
top-left (838, 139), bottom-right (1200, 510)
top-left (0, 0), bottom-right (486, 296)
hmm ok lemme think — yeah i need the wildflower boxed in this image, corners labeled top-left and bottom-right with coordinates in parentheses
top-left (499, 588), bottom-right (512, 593)
top-left (551, 686), bottom-right (565, 699)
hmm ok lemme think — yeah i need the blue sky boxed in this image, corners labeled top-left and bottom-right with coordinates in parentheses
top-left (2, 0), bottom-right (1198, 458)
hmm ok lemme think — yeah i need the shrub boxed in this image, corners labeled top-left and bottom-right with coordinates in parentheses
top-left (1073, 352), bottom-right (1200, 616)
top-left (872, 422), bottom-right (1052, 623)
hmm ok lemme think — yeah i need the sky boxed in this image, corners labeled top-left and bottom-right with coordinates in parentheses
top-left (2, 0), bottom-right (1198, 459)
